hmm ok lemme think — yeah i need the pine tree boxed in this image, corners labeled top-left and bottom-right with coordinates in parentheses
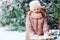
top-left (38, 0), bottom-right (59, 29)
top-left (1, 0), bottom-right (26, 31)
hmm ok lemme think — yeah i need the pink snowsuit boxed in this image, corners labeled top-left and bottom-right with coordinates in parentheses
top-left (25, 11), bottom-right (49, 40)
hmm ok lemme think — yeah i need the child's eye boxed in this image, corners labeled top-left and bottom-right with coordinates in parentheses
top-left (33, 8), bottom-right (40, 10)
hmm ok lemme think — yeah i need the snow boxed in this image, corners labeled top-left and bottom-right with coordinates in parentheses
top-left (0, 31), bottom-right (26, 40)
top-left (0, 27), bottom-right (60, 40)
top-left (0, 27), bottom-right (26, 40)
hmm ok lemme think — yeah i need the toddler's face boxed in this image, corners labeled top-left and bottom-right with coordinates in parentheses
top-left (32, 8), bottom-right (41, 13)
top-left (29, 1), bottom-right (42, 13)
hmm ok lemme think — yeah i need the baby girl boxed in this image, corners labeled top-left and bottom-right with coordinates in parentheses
top-left (26, 1), bottom-right (49, 40)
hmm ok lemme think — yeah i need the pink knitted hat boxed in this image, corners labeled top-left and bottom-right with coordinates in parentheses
top-left (29, 1), bottom-right (42, 11)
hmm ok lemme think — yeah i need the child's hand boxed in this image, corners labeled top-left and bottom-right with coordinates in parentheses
top-left (44, 31), bottom-right (50, 36)
top-left (30, 34), bottom-right (39, 38)
top-left (30, 34), bottom-right (39, 40)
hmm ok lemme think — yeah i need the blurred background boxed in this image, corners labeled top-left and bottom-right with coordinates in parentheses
top-left (0, 0), bottom-right (60, 31)
top-left (0, 0), bottom-right (60, 40)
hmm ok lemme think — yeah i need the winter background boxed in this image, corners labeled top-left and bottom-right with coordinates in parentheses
top-left (0, 0), bottom-right (60, 40)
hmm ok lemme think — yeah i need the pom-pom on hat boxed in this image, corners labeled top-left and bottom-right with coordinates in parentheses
top-left (29, 1), bottom-right (42, 11)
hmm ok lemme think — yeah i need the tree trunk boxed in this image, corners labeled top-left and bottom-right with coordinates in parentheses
top-left (58, 20), bottom-right (60, 25)
top-left (58, 20), bottom-right (60, 31)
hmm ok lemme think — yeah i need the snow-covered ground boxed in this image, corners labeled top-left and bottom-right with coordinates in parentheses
top-left (0, 27), bottom-right (26, 40)
top-left (0, 26), bottom-right (60, 40)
